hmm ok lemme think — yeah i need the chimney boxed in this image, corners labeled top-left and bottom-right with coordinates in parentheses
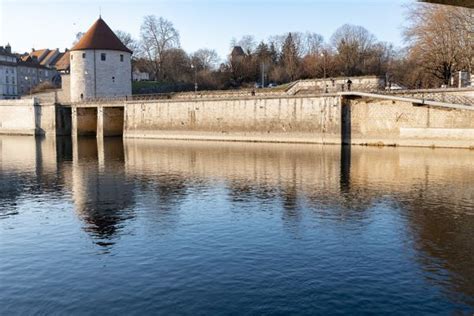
top-left (5, 43), bottom-right (11, 54)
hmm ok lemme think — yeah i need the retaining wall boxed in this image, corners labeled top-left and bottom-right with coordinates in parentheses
top-left (0, 99), bottom-right (37, 135)
top-left (0, 99), bottom-right (69, 136)
top-left (122, 94), bottom-right (474, 148)
top-left (347, 98), bottom-right (474, 148)
top-left (124, 96), bottom-right (342, 144)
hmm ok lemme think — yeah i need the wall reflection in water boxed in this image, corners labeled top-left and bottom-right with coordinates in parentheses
top-left (0, 136), bottom-right (473, 307)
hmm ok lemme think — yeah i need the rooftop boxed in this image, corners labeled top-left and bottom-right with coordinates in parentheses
top-left (52, 51), bottom-right (70, 71)
top-left (71, 17), bottom-right (132, 53)
top-left (420, 0), bottom-right (474, 8)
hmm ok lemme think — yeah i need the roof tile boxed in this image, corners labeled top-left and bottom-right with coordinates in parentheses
top-left (71, 18), bottom-right (132, 53)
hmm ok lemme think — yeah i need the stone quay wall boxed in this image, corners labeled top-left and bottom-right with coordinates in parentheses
top-left (0, 98), bottom-right (70, 136)
top-left (4, 93), bottom-right (474, 149)
top-left (120, 94), bottom-right (474, 148)
top-left (0, 99), bottom-right (37, 135)
top-left (346, 98), bottom-right (474, 148)
top-left (123, 96), bottom-right (343, 144)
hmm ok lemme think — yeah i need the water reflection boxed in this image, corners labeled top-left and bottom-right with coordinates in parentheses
top-left (71, 137), bottom-right (135, 246)
top-left (0, 136), bottom-right (473, 311)
top-left (0, 137), bottom-right (69, 217)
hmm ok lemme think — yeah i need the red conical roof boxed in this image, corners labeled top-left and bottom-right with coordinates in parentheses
top-left (71, 18), bottom-right (132, 53)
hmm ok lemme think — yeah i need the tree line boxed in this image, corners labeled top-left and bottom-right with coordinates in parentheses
top-left (103, 3), bottom-right (473, 92)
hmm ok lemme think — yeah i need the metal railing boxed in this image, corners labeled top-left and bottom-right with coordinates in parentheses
top-left (378, 88), bottom-right (474, 106)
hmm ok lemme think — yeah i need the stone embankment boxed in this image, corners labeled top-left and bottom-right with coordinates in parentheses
top-left (120, 92), bottom-right (474, 149)
top-left (1, 86), bottom-right (474, 149)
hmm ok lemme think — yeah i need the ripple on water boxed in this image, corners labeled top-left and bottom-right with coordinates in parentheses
top-left (0, 138), bottom-right (473, 314)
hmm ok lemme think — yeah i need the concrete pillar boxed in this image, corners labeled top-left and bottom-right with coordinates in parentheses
top-left (72, 106), bottom-right (98, 137)
top-left (97, 106), bottom-right (124, 138)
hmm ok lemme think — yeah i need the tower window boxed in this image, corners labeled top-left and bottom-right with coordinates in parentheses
top-left (112, 76), bottom-right (115, 83)
top-left (101, 53), bottom-right (106, 61)
top-left (120, 54), bottom-right (124, 62)
top-left (71, 54), bottom-right (73, 60)
top-left (82, 53), bottom-right (86, 58)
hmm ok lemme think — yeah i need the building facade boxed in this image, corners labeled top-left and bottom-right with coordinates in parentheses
top-left (16, 58), bottom-right (57, 95)
top-left (0, 45), bottom-right (18, 99)
top-left (70, 18), bottom-right (132, 102)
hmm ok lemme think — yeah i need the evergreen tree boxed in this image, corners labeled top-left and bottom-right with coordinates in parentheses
top-left (269, 42), bottom-right (279, 65)
top-left (281, 33), bottom-right (300, 81)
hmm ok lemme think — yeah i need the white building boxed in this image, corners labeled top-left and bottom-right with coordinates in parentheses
top-left (132, 70), bottom-right (150, 82)
top-left (0, 45), bottom-right (18, 99)
top-left (70, 17), bottom-right (132, 102)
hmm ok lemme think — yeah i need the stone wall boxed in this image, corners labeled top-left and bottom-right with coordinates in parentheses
top-left (0, 99), bottom-right (61, 136)
top-left (70, 49), bottom-right (132, 102)
top-left (120, 94), bottom-right (473, 148)
top-left (6, 92), bottom-right (473, 149)
top-left (286, 76), bottom-right (385, 95)
top-left (347, 98), bottom-right (474, 148)
top-left (58, 74), bottom-right (71, 104)
top-left (0, 99), bottom-right (36, 135)
top-left (123, 96), bottom-right (342, 144)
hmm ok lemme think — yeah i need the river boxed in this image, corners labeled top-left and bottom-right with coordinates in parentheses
top-left (1, 136), bottom-right (473, 314)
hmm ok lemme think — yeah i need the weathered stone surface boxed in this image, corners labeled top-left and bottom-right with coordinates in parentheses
top-left (70, 50), bottom-right (131, 103)
top-left (123, 96), bottom-right (342, 144)
top-left (0, 99), bottom-right (58, 136)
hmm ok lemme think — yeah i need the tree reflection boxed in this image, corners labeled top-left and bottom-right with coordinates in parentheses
top-left (403, 186), bottom-right (474, 307)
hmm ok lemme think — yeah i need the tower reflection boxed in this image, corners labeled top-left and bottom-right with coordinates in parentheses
top-left (71, 137), bottom-right (135, 247)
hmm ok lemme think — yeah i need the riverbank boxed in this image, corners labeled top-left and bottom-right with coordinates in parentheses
top-left (1, 91), bottom-right (474, 149)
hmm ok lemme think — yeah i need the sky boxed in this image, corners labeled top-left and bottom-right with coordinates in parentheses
top-left (0, 0), bottom-right (412, 60)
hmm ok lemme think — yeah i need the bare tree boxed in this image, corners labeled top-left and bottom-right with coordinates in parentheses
top-left (140, 15), bottom-right (180, 81)
top-left (72, 32), bottom-right (85, 46)
top-left (331, 24), bottom-right (376, 76)
top-left (161, 48), bottom-right (191, 82)
top-left (192, 49), bottom-right (219, 70)
top-left (405, 4), bottom-right (473, 86)
top-left (115, 30), bottom-right (139, 52)
top-left (303, 32), bottom-right (325, 55)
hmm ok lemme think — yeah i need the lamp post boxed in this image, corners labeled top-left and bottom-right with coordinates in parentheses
top-left (191, 64), bottom-right (198, 93)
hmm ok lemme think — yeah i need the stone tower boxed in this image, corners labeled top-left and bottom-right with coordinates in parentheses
top-left (70, 17), bottom-right (132, 103)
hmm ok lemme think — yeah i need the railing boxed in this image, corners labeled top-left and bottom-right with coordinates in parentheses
top-left (77, 93), bottom-right (172, 104)
top-left (74, 90), bottom-right (286, 104)
top-left (72, 86), bottom-right (474, 107)
top-left (378, 88), bottom-right (474, 106)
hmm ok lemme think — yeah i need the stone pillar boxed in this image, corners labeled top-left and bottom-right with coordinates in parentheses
top-left (97, 106), bottom-right (104, 139)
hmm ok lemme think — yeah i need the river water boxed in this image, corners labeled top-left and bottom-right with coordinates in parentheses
top-left (0, 136), bottom-right (473, 315)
